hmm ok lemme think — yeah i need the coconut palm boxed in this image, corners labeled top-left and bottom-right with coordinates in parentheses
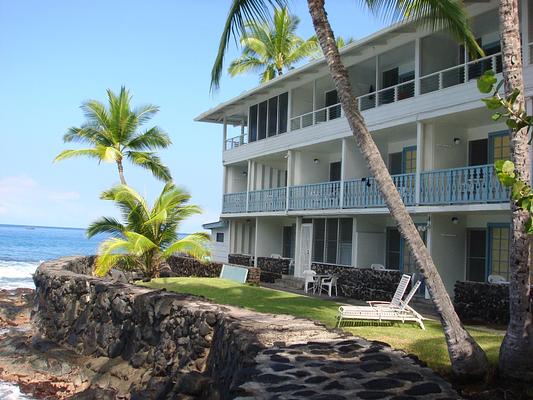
top-left (496, 0), bottom-right (533, 380)
top-left (311, 36), bottom-right (355, 59)
top-left (227, 7), bottom-right (319, 83)
top-left (54, 87), bottom-right (172, 185)
top-left (87, 183), bottom-right (210, 278)
top-left (211, 0), bottom-right (488, 378)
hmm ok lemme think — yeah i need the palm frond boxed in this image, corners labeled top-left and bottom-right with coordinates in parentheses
top-left (162, 232), bottom-right (211, 260)
top-left (126, 127), bottom-right (172, 150)
top-left (228, 55), bottom-right (265, 76)
top-left (86, 217), bottom-right (125, 238)
top-left (210, 0), bottom-right (287, 91)
top-left (360, 0), bottom-right (483, 57)
top-left (53, 148), bottom-right (102, 163)
top-left (126, 151), bottom-right (172, 182)
top-left (134, 104), bottom-right (159, 126)
top-left (80, 100), bottom-right (111, 130)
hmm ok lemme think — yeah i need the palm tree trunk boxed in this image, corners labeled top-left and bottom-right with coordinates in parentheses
top-left (307, 0), bottom-right (488, 378)
top-left (497, 0), bottom-right (533, 381)
top-left (116, 159), bottom-right (127, 185)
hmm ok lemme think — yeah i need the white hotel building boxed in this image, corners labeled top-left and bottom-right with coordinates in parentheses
top-left (197, 0), bottom-right (533, 296)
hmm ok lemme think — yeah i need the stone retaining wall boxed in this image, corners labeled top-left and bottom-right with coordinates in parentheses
top-left (32, 256), bottom-right (460, 399)
top-left (228, 254), bottom-right (254, 267)
top-left (256, 257), bottom-right (292, 283)
top-left (453, 280), bottom-right (533, 325)
top-left (312, 263), bottom-right (405, 301)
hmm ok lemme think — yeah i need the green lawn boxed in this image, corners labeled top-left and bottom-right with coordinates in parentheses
top-left (139, 277), bottom-right (504, 376)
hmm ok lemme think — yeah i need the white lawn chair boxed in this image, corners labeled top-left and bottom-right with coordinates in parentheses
top-left (367, 274), bottom-right (412, 308)
top-left (319, 275), bottom-right (338, 297)
top-left (370, 264), bottom-right (385, 271)
top-left (337, 281), bottom-right (425, 330)
top-left (488, 274), bottom-right (507, 284)
top-left (303, 269), bottom-right (317, 293)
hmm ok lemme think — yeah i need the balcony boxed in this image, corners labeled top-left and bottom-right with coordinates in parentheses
top-left (222, 165), bottom-right (509, 214)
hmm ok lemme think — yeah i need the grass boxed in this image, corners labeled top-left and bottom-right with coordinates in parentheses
top-left (139, 277), bottom-right (504, 376)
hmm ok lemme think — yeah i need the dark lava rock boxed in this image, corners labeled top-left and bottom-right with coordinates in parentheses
top-left (271, 363), bottom-right (295, 372)
top-left (270, 354), bottom-right (291, 363)
top-left (267, 384), bottom-right (307, 393)
top-left (360, 362), bottom-right (392, 372)
top-left (362, 378), bottom-right (404, 390)
top-left (304, 376), bottom-right (329, 384)
top-left (405, 382), bottom-right (443, 396)
top-left (356, 391), bottom-right (390, 399)
top-left (387, 371), bottom-right (423, 382)
top-left (255, 374), bottom-right (290, 384)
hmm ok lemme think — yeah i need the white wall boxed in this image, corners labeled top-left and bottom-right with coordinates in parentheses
top-left (255, 217), bottom-right (283, 257)
top-left (208, 227), bottom-right (229, 263)
top-left (250, 161), bottom-right (287, 190)
top-left (429, 213), bottom-right (467, 295)
top-left (226, 165), bottom-right (248, 193)
top-left (429, 123), bottom-right (468, 170)
top-left (291, 83), bottom-right (313, 117)
top-left (293, 150), bottom-right (341, 185)
top-left (353, 215), bottom-right (387, 267)
top-left (348, 60), bottom-right (376, 97)
top-left (343, 138), bottom-right (370, 179)
top-left (420, 32), bottom-right (460, 76)
top-left (231, 220), bottom-right (255, 255)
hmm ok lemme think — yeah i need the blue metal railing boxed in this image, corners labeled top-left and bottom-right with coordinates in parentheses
top-left (289, 181), bottom-right (341, 210)
top-left (222, 192), bottom-right (247, 213)
top-left (343, 173), bottom-right (416, 208)
top-left (221, 165), bottom-right (509, 213)
top-left (420, 164), bottom-right (509, 205)
top-left (248, 187), bottom-right (287, 212)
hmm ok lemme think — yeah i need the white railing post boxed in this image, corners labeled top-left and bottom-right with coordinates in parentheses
top-left (414, 37), bottom-right (421, 96)
top-left (288, 89), bottom-right (293, 132)
top-left (222, 117), bottom-right (227, 151)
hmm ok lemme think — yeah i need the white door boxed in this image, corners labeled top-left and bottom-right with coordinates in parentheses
top-left (297, 224), bottom-right (312, 276)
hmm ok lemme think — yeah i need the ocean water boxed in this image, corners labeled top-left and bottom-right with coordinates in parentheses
top-left (0, 224), bottom-right (105, 289)
top-left (0, 224), bottom-right (105, 399)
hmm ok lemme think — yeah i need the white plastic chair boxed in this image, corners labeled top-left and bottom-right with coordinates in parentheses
top-left (370, 264), bottom-right (386, 271)
top-left (320, 275), bottom-right (338, 297)
top-left (303, 270), bottom-right (317, 293)
top-left (270, 253), bottom-right (282, 259)
top-left (367, 274), bottom-right (412, 308)
top-left (488, 274), bottom-right (507, 284)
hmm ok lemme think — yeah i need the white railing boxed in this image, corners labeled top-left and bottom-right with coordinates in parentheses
top-left (225, 134), bottom-right (248, 150)
top-left (288, 181), bottom-right (341, 210)
top-left (290, 103), bottom-right (343, 131)
top-left (420, 53), bottom-right (502, 94)
top-left (358, 79), bottom-right (416, 111)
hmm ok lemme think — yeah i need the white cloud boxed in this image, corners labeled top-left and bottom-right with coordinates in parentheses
top-left (0, 175), bottom-right (83, 225)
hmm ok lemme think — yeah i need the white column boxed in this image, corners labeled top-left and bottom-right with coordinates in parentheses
top-left (288, 89), bottom-right (293, 132)
top-left (375, 55), bottom-right (380, 107)
top-left (286, 150), bottom-right (294, 211)
top-left (254, 218), bottom-right (259, 267)
top-left (415, 121), bottom-right (424, 205)
top-left (414, 38), bottom-right (421, 96)
top-left (340, 138), bottom-right (348, 208)
top-left (222, 117), bottom-right (227, 151)
top-left (240, 120), bottom-right (245, 144)
top-left (312, 79), bottom-right (317, 125)
top-left (294, 216), bottom-right (302, 276)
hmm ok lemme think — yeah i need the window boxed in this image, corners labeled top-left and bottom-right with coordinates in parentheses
top-left (249, 105), bottom-right (258, 142)
top-left (489, 131), bottom-right (510, 163)
top-left (268, 97), bottom-right (278, 137)
top-left (488, 224), bottom-right (510, 281)
top-left (402, 146), bottom-right (417, 174)
top-left (468, 139), bottom-right (488, 166)
top-left (282, 225), bottom-right (295, 258)
top-left (258, 101), bottom-right (267, 140)
top-left (388, 152), bottom-right (402, 175)
top-left (466, 229), bottom-right (486, 282)
top-left (329, 161), bottom-right (341, 182)
top-left (312, 219), bottom-right (325, 262)
top-left (278, 92), bottom-right (288, 134)
top-left (312, 218), bottom-right (352, 265)
top-left (248, 92), bottom-right (288, 142)
top-left (216, 232), bottom-right (224, 243)
top-left (386, 228), bottom-right (401, 270)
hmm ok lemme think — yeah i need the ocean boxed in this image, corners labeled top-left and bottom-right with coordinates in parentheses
top-left (0, 224), bottom-right (105, 399)
top-left (0, 224), bottom-right (105, 290)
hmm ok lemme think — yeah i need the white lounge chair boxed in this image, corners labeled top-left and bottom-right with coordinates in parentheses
top-left (337, 281), bottom-right (425, 330)
top-left (367, 274), bottom-right (412, 308)
top-left (370, 264), bottom-right (385, 271)
top-left (303, 269), bottom-right (317, 293)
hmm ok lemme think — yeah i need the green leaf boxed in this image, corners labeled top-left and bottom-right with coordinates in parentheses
top-left (506, 119), bottom-right (518, 130)
top-left (477, 70), bottom-right (497, 93)
top-left (482, 97), bottom-right (503, 110)
top-left (507, 88), bottom-right (520, 105)
top-left (502, 160), bottom-right (515, 175)
top-left (526, 217), bottom-right (533, 235)
top-left (494, 159), bottom-right (506, 172)
top-left (491, 112), bottom-right (502, 121)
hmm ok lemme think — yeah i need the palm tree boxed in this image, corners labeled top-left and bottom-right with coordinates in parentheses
top-left (312, 36), bottom-right (355, 59)
top-left (227, 7), bottom-right (318, 83)
top-left (211, 0), bottom-right (488, 378)
top-left (496, 0), bottom-right (533, 381)
top-left (54, 87), bottom-right (172, 185)
top-left (87, 183), bottom-right (210, 278)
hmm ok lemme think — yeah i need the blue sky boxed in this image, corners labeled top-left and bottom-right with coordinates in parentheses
top-left (0, 0), bottom-right (385, 232)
